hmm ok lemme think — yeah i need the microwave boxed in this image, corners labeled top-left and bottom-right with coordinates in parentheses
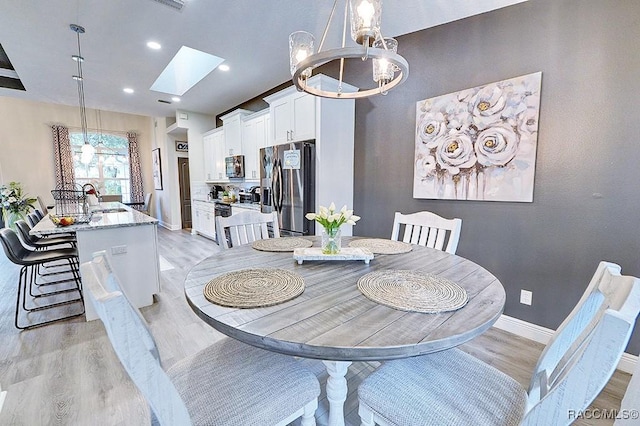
top-left (225, 155), bottom-right (245, 178)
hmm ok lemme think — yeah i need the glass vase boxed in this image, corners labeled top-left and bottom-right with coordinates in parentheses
top-left (321, 227), bottom-right (342, 255)
top-left (2, 209), bottom-right (26, 231)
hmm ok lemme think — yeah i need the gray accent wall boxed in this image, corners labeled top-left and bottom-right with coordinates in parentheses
top-left (349, 0), bottom-right (640, 354)
top-left (230, 0), bottom-right (640, 354)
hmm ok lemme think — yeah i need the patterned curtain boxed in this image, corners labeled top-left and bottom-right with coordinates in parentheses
top-left (52, 125), bottom-right (75, 188)
top-left (127, 132), bottom-right (144, 204)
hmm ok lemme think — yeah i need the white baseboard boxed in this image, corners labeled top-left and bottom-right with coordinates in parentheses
top-left (493, 314), bottom-right (637, 375)
top-left (159, 221), bottom-right (182, 231)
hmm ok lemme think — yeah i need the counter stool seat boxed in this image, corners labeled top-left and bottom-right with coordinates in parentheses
top-left (15, 220), bottom-right (75, 249)
top-left (0, 228), bottom-right (84, 329)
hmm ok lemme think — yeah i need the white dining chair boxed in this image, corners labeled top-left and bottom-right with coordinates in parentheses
top-left (357, 261), bottom-right (640, 426)
top-left (216, 210), bottom-right (280, 249)
top-left (616, 350), bottom-right (640, 425)
top-left (81, 251), bottom-right (320, 426)
top-left (390, 211), bottom-right (462, 254)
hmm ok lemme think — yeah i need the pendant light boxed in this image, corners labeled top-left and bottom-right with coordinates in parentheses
top-left (70, 23), bottom-right (94, 165)
top-left (289, 0), bottom-right (409, 99)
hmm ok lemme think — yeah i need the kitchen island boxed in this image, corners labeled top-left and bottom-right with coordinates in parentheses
top-left (30, 202), bottom-right (160, 321)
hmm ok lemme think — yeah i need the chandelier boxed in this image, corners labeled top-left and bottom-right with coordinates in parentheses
top-left (289, 0), bottom-right (409, 99)
top-left (70, 23), bottom-right (94, 165)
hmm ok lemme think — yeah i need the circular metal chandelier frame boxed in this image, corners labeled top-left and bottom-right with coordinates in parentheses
top-left (292, 46), bottom-right (409, 99)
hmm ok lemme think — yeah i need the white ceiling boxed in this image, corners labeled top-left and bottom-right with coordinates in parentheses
top-left (0, 0), bottom-right (526, 118)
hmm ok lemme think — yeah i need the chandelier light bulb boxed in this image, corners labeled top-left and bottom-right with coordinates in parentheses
top-left (289, 31), bottom-right (315, 78)
top-left (296, 49), bottom-right (309, 63)
top-left (349, 0), bottom-right (381, 45)
top-left (357, 1), bottom-right (375, 29)
top-left (373, 37), bottom-right (398, 87)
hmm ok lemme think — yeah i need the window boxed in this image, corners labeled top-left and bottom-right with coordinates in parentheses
top-left (70, 132), bottom-right (131, 202)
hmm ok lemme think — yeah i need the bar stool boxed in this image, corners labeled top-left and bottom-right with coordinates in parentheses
top-left (26, 212), bottom-right (40, 228)
top-left (0, 228), bottom-right (84, 329)
top-left (15, 220), bottom-right (77, 286)
top-left (15, 220), bottom-right (76, 249)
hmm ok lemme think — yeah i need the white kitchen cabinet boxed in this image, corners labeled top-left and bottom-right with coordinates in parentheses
top-left (242, 109), bottom-right (269, 181)
top-left (192, 200), bottom-right (216, 240)
top-left (203, 130), bottom-right (216, 182)
top-left (221, 109), bottom-right (251, 156)
top-left (264, 114), bottom-right (272, 147)
top-left (211, 129), bottom-right (227, 181)
top-left (267, 90), bottom-right (315, 144)
top-left (265, 74), bottom-right (357, 236)
top-left (203, 128), bottom-right (226, 182)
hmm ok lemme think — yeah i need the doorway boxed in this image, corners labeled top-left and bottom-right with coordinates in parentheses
top-left (178, 157), bottom-right (192, 229)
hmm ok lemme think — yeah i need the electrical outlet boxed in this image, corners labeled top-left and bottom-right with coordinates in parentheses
top-left (520, 289), bottom-right (532, 305)
top-left (111, 245), bottom-right (127, 255)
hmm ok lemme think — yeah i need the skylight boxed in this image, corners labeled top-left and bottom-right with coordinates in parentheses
top-left (150, 46), bottom-right (224, 96)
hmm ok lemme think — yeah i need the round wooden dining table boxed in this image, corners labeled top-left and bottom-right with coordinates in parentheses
top-left (184, 236), bottom-right (505, 426)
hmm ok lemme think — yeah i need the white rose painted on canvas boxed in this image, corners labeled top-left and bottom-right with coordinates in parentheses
top-left (413, 72), bottom-right (541, 202)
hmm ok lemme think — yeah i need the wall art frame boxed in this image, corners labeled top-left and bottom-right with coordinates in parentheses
top-left (413, 72), bottom-right (542, 202)
top-left (152, 148), bottom-right (163, 190)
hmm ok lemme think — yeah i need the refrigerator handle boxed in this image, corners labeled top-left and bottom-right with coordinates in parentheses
top-left (277, 160), bottom-right (284, 213)
top-left (272, 159), bottom-right (282, 213)
top-left (271, 160), bottom-right (278, 211)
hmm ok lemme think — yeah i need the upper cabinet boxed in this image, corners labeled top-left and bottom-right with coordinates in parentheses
top-left (265, 90), bottom-right (315, 144)
top-left (203, 131), bottom-right (215, 182)
top-left (203, 128), bottom-right (226, 182)
top-left (221, 109), bottom-right (252, 156)
top-left (242, 109), bottom-right (269, 181)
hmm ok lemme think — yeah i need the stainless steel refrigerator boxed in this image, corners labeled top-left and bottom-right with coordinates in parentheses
top-left (260, 141), bottom-right (315, 236)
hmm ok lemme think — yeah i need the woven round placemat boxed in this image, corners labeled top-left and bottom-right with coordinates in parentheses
top-left (251, 237), bottom-right (313, 252)
top-left (357, 270), bottom-right (468, 313)
top-left (204, 268), bottom-right (304, 308)
top-left (349, 238), bottom-right (413, 254)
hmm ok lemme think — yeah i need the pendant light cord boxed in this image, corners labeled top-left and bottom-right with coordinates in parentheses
top-left (74, 27), bottom-right (89, 145)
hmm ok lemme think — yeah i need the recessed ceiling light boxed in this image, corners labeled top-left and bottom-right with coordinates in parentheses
top-left (218, 64), bottom-right (230, 71)
top-left (147, 41), bottom-right (162, 50)
top-left (171, 96), bottom-right (181, 102)
top-left (123, 88), bottom-right (134, 94)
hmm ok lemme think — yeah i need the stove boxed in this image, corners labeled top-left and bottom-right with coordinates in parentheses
top-left (214, 201), bottom-right (232, 217)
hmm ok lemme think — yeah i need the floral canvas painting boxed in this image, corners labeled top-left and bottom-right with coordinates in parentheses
top-left (413, 72), bottom-right (542, 202)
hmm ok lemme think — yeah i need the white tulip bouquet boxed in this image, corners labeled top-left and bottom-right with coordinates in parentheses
top-left (305, 202), bottom-right (361, 233)
top-left (306, 202), bottom-right (360, 254)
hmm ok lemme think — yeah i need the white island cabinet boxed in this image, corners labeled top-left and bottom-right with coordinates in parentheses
top-left (30, 203), bottom-right (160, 321)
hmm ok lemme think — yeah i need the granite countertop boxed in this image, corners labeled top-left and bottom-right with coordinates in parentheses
top-left (192, 198), bottom-right (262, 210)
top-left (30, 202), bottom-right (158, 236)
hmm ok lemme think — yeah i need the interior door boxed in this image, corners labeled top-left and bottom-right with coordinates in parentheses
top-left (178, 157), bottom-right (192, 229)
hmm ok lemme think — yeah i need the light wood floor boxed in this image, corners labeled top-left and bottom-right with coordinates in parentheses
top-left (0, 228), bottom-right (631, 425)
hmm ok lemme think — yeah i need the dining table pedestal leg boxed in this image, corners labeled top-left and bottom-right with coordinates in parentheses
top-left (322, 360), bottom-right (352, 426)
